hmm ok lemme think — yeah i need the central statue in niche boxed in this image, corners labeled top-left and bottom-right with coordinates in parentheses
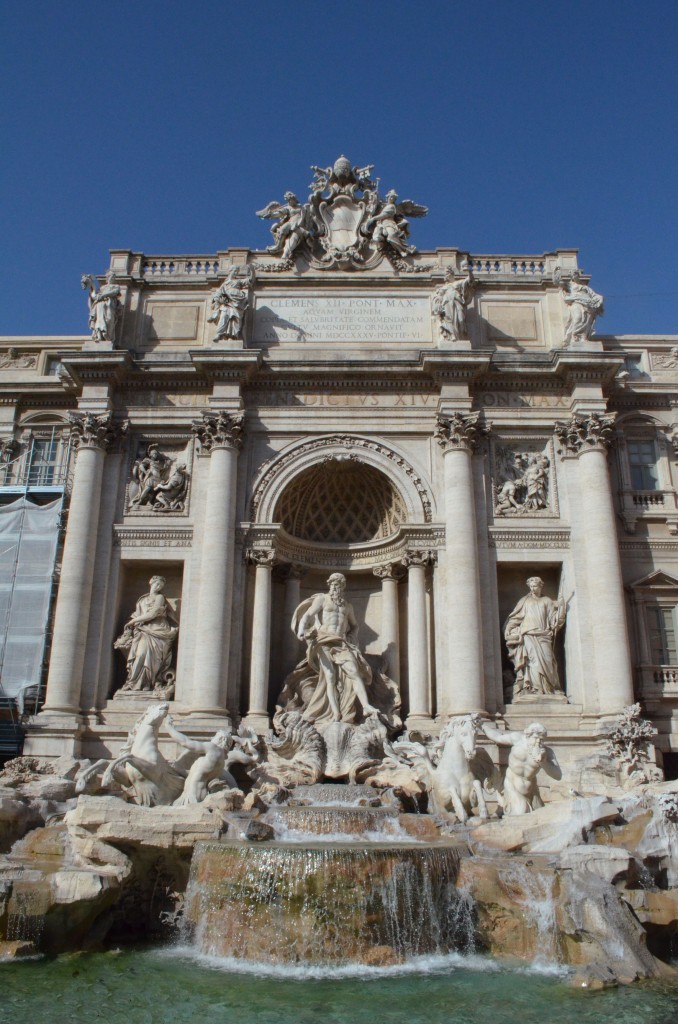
top-left (265, 573), bottom-right (401, 783)
top-left (292, 573), bottom-right (379, 725)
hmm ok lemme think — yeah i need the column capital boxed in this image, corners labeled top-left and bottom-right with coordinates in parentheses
top-left (403, 549), bottom-right (437, 569)
top-left (435, 412), bottom-right (482, 453)
top-left (245, 547), bottom-right (277, 568)
top-left (69, 411), bottom-right (127, 452)
top-left (555, 412), bottom-right (616, 457)
top-left (192, 411), bottom-right (244, 453)
top-left (373, 562), bottom-right (406, 581)
top-left (0, 436), bottom-right (18, 463)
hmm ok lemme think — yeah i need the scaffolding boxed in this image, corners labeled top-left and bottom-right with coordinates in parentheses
top-left (0, 496), bottom-right (63, 738)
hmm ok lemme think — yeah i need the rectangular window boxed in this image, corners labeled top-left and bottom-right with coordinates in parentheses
top-left (627, 440), bottom-right (659, 491)
top-left (26, 438), bottom-right (59, 486)
top-left (647, 606), bottom-right (677, 665)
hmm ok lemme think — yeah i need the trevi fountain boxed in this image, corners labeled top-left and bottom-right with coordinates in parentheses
top-left (0, 157), bottom-right (677, 1022)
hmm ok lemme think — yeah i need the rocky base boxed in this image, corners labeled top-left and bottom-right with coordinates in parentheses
top-left (0, 756), bottom-right (676, 987)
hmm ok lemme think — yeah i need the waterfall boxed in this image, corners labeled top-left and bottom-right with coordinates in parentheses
top-left (184, 842), bottom-right (467, 965)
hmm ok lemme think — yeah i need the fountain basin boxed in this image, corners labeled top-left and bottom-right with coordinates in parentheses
top-left (185, 840), bottom-right (465, 965)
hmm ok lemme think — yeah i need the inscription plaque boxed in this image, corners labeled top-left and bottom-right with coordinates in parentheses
top-left (253, 294), bottom-right (432, 344)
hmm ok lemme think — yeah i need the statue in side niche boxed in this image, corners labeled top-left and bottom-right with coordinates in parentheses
top-left (431, 267), bottom-right (475, 341)
top-left (114, 576), bottom-right (178, 697)
top-left (554, 266), bottom-right (604, 345)
top-left (504, 577), bottom-right (566, 699)
top-left (81, 270), bottom-right (122, 343)
top-left (481, 721), bottom-right (562, 815)
top-left (207, 266), bottom-right (252, 341)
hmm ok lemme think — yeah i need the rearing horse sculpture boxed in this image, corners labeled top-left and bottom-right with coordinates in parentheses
top-left (387, 713), bottom-right (495, 823)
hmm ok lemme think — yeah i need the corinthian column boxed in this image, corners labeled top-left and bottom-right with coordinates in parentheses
top-left (435, 413), bottom-right (485, 715)
top-left (190, 412), bottom-right (243, 714)
top-left (555, 413), bottom-right (634, 713)
top-left (373, 562), bottom-right (404, 683)
top-left (280, 563), bottom-right (305, 677)
top-left (245, 548), bottom-right (276, 730)
top-left (43, 412), bottom-right (124, 713)
top-left (404, 550), bottom-right (435, 728)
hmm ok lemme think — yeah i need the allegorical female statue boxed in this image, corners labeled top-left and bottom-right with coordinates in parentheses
top-left (504, 576), bottom-right (566, 698)
top-left (114, 576), bottom-right (178, 696)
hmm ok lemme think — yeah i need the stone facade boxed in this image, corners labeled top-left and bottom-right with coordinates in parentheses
top-left (2, 157), bottom-right (678, 784)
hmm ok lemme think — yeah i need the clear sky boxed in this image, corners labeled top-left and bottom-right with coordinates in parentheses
top-left (2, 1), bottom-right (677, 337)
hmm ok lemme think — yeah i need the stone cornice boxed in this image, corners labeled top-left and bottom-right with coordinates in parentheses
top-left (58, 351), bottom-right (134, 391)
top-left (189, 350), bottom-right (262, 382)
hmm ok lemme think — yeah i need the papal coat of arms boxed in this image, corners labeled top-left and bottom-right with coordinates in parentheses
top-left (256, 155), bottom-right (428, 270)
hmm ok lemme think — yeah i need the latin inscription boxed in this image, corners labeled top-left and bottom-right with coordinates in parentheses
top-left (253, 295), bottom-right (432, 344)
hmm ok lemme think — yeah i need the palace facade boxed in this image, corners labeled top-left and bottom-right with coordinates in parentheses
top-left (2, 158), bottom-right (677, 786)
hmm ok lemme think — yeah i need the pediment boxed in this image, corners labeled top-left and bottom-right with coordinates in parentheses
top-left (629, 569), bottom-right (678, 591)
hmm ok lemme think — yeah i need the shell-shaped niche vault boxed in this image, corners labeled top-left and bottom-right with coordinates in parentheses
top-left (274, 461), bottom-right (407, 544)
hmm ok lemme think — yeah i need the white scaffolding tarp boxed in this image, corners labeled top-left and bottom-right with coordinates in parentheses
top-left (0, 496), bottom-right (62, 698)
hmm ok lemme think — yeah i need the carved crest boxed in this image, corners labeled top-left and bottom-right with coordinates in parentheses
top-left (257, 155), bottom-right (428, 271)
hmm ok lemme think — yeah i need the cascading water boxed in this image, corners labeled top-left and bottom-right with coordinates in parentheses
top-left (184, 840), bottom-right (467, 965)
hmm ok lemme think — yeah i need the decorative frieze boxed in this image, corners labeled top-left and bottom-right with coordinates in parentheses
top-left (372, 562), bottom-right (406, 581)
top-left (0, 348), bottom-right (37, 369)
top-left (192, 412), bottom-right (243, 453)
top-left (554, 413), bottom-right (616, 456)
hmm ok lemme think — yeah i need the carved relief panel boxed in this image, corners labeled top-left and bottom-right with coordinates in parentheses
top-left (490, 437), bottom-right (559, 519)
top-left (124, 436), bottom-right (194, 516)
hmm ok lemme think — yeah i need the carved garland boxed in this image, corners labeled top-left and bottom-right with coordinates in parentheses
top-left (249, 434), bottom-right (433, 523)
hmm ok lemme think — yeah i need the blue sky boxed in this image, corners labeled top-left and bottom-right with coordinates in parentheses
top-left (2, 1), bottom-right (677, 337)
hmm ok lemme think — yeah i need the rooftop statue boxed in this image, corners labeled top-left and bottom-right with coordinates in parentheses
top-left (554, 266), bottom-right (604, 345)
top-left (207, 265), bottom-right (253, 342)
top-left (256, 155), bottom-right (427, 270)
top-left (431, 266), bottom-right (475, 341)
top-left (81, 270), bottom-right (121, 344)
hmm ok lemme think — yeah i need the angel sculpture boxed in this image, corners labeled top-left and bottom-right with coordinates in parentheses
top-left (364, 189), bottom-right (428, 257)
top-left (256, 192), bottom-right (313, 260)
top-left (383, 714), bottom-right (496, 822)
